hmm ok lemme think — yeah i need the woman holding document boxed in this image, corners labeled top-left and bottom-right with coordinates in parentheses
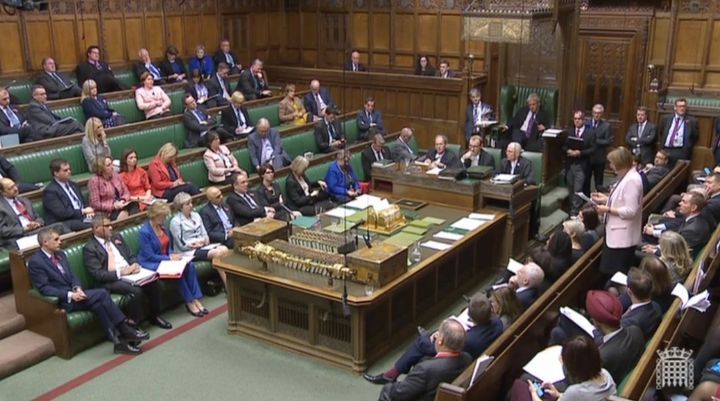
top-left (139, 202), bottom-right (207, 317)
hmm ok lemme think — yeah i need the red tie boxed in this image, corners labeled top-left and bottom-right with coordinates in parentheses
top-left (51, 254), bottom-right (65, 275)
top-left (13, 199), bottom-right (33, 221)
top-left (576, 128), bottom-right (581, 138)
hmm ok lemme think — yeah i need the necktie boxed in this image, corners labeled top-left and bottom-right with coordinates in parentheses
top-left (3, 106), bottom-right (20, 127)
top-left (576, 127), bottom-right (581, 138)
top-left (243, 193), bottom-right (257, 209)
top-left (367, 111), bottom-right (372, 124)
top-left (13, 199), bottom-right (33, 221)
top-left (511, 162), bottom-right (516, 174)
top-left (51, 72), bottom-right (66, 88)
top-left (235, 107), bottom-right (245, 127)
top-left (193, 109), bottom-right (205, 123)
top-left (525, 113), bottom-right (535, 139)
top-left (353, 64), bottom-right (357, 72)
top-left (50, 254), bottom-right (65, 275)
top-left (375, 150), bottom-right (383, 161)
top-left (216, 206), bottom-right (232, 235)
top-left (668, 117), bottom-right (681, 147)
top-left (225, 53), bottom-right (233, 66)
top-left (148, 64), bottom-right (161, 80)
top-left (593, 120), bottom-right (598, 129)
top-left (105, 240), bottom-right (116, 272)
top-left (64, 183), bottom-right (81, 209)
top-left (315, 93), bottom-right (322, 112)
top-left (473, 106), bottom-right (478, 124)
top-left (328, 122), bottom-right (335, 142)
top-left (638, 123), bottom-right (644, 138)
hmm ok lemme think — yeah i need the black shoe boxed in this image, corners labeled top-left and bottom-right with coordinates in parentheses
top-left (114, 342), bottom-right (142, 355)
top-left (185, 304), bottom-right (204, 317)
top-left (363, 373), bottom-right (394, 385)
top-left (118, 323), bottom-right (150, 341)
top-left (150, 316), bottom-right (172, 330)
top-left (200, 307), bottom-right (209, 315)
top-left (125, 318), bottom-right (139, 328)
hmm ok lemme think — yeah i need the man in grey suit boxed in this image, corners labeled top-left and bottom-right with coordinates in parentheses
top-left (587, 104), bottom-right (613, 193)
top-left (182, 94), bottom-right (217, 148)
top-left (0, 88), bottom-right (36, 143)
top-left (247, 118), bottom-right (289, 171)
top-left (377, 319), bottom-right (471, 401)
top-left (625, 106), bottom-right (657, 166)
top-left (26, 85), bottom-right (83, 141)
top-left (0, 178), bottom-right (66, 249)
top-left (35, 57), bottom-right (82, 100)
top-left (390, 127), bottom-right (417, 163)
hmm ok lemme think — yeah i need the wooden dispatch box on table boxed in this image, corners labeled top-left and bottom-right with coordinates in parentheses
top-left (232, 218), bottom-right (288, 251)
top-left (347, 242), bottom-right (408, 287)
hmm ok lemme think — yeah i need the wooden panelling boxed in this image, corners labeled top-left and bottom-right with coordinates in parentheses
top-left (417, 15), bottom-right (437, 53)
top-left (650, 17), bottom-right (670, 64)
top-left (394, 14), bottom-right (415, 52)
top-left (674, 19), bottom-right (707, 65)
top-left (351, 13), bottom-right (368, 49)
top-left (251, 13), bottom-right (269, 48)
top-left (78, 19), bottom-right (99, 57)
top-left (102, 17), bottom-right (126, 63)
top-left (440, 15), bottom-right (461, 54)
top-left (26, 20), bottom-right (52, 70)
top-left (372, 53), bottom-right (389, 66)
top-left (201, 15), bottom-right (219, 49)
top-left (301, 12), bottom-right (318, 49)
top-left (372, 13), bottom-right (390, 51)
top-left (285, 13), bottom-right (300, 48)
top-left (0, 21), bottom-right (23, 74)
top-left (53, 20), bottom-right (79, 69)
top-left (123, 18), bottom-right (143, 60)
top-left (395, 55), bottom-right (415, 68)
top-left (145, 16), bottom-right (166, 57)
top-left (708, 21), bottom-right (720, 67)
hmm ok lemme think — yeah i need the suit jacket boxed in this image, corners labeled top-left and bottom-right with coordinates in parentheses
top-left (206, 74), bottom-right (232, 105)
top-left (137, 222), bottom-right (173, 270)
top-left (220, 104), bottom-right (252, 132)
top-left (461, 150), bottom-right (495, 169)
top-left (132, 62), bottom-right (166, 85)
top-left (356, 109), bottom-right (384, 140)
top-left (278, 97), bottom-right (307, 125)
top-left (424, 149), bottom-right (460, 169)
top-left (590, 119), bottom-right (614, 164)
top-left (516, 287), bottom-right (538, 308)
top-left (0, 104), bottom-right (29, 137)
top-left (435, 70), bottom-right (459, 78)
top-left (148, 157), bottom-right (184, 198)
top-left (361, 145), bottom-right (391, 180)
top-left (76, 60), bottom-right (124, 93)
top-left (227, 191), bottom-right (267, 226)
top-left (285, 173), bottom-right (323, 211)
top-left (713, 117), bottom-right (720, 166)
top-left (302, 89), bottom-right (334, 119)
top-left (0, 196), bottom-right (44, 248)
top-left (602, 168), bottom-right (643, 254)
top-left (325, 161), bottom-right (360, 199)
top-left (185, 83), bottom-right (217, 108)
top-left (498, 157), bottom-right (535, 185)
top-left (465, 318), bottom-right (503, 359)
top-left (88, 173), bottom-right (131, 215)
top-left (81, 96), bottom-right (115, 121)
top-left (464, 102), bottom-right (494, 138)
top-left (621, 301), bottom-right (662, 340)
top-left (237, 69), bottom-right (269, 101)
top-left (183, 107), bottom-right (216, 147)
top-left (599, 325), bottom-right (644, 382)
top-left (27, 250), bottom-right (80, 308)
top-left (344, 61), bottom-right (367, 72)
top-left (82, 234), bottom-right (138, 284)
top-left (0, 156), bottom-right (22, 184)
top-left (213, 50), bottom-right (240, 71)
top-left (644, 165), bottom-right (669, 191)
top-left (42, 180), bottom-right (86, 226)
top-left (314, 119), bottom-right (345, 153)
top-left (625, 121), bottom-right (657, 165)
top-left (36, 71), bottom-right (81, 100)
top-left (659, 114), bottom-right (699, 161)
top-left (564, 126), bottom-right (597, 166)
top-left (135, 86), bottom-right (171, 120)
top-left (378, 353), bottom-right (472, 401)
top-left (200, 202), bottom-right (236, 244)
top-left (188, 56), bottom-right (215, 79)
top-left (26, 100), bottom-right (82, 140)
top-left (391, 138), bottom-right (416, 162)
top-left (247, 129), bottom-right (289, 169)
top-left (203, 146), bottom-right (239, 183)
top-left (703, 193), bottom-right (720, 227)
top-left (678, 214), bottom-right (711, 258)
top-left (159, 58), bottom-right (187, 83)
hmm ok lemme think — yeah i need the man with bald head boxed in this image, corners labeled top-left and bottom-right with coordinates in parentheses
top-left (248, 117), bottom-right (290, 171)
top-left (132, 48), bottom-right (165, 85)
top-left (0, 178), bottom-right (67, 249)
top-left (0, 88), bottom-right (36, 143)
top-left (200, 186), bottom-right (236, 249)
top-left (26, 85), bottom-right (83, 141)
top-left (36, 57), bottom-right (81, 100)
top-left (391, 127), bottom-right (417, 163)
top-left (303, 79), bottom-right (335, 121)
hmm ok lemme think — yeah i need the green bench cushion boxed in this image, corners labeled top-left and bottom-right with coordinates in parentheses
top-left (283, 131), bottom-right (319, 159)
top-left (499, 85), bottom-right (559, 127)
top-left (343, 120), bottom-right (360, 143)
top-left (109, 97), bottom-right (145, 124)
top-left (115, 70), bottom-right (137, 88)
top-left (247, 103), bottom-right (280, 127)
top-left (7, 81), bottom-right (33, 104)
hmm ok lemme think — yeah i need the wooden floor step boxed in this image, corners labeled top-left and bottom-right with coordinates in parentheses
top-left (0, 330), bottom-right (55, 380)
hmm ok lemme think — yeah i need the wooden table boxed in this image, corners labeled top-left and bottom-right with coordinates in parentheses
top-left (214, 204), bottom-right (508, 372)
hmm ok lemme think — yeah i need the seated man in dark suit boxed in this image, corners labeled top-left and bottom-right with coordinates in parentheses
top-left (26, 86), bottom-right (84, 141)
top-left (206, 62), bottom-right (233, 107)
top-left (619, 267), bottom-right (662, 340)
top-left (625, 106), bottom-right (657, 166)
top-left (436, 59), bottom-right (459, 79)
top-left (132, 48), bottom-right (165, 85)
top-left (83, 214), bottom-right (171, 330)
top-left (303, 80), bottom-right (335, 122)
top-left (344, 49), bottom-right (367, 72)
top-left (182, 94), bottom-right (217, 148)
top-left (498, 142), bottom-right (535, 185)
top-left (507, 93), bottom-right (551, 153)
top-left (639, 150), bottom-right (670, 193)
top-left (200, 187), bottom-right (235, 249)
top-left (703, 173), bottom-right (720, 225)
top-left (356, 96), bottom-right (384, 141)
top-left (365, 293), bottom-right (501, 385)
top-left (0, 178), bottom-right (67, 250)
top-left (227, 172), bottom-right (275, 226)
top-left (0, 156), bottom-right (39, 194)
top-left (0, 88), bottom-right (37, 143)
top-left (213, 39), bottom-right (241, 75)
top-left (218, 91), bottom-right (253, 141)
top-left (76, 45), bottom-right (129, 93)
top-left (248, 118), bottom-right (290, 171)
top-left (643, 192), bottom-right (711, 258)
top-left (237, 58), bottom-right (272, 101)
top-left (36, 57), bottom-right (81, 100)
top-left (361, 133), bottom-right (391, 181)
top-left (419, 134), bottom-right (460, 170)
top-left (314, 107), bottom-right (345, 153)
top-left (390, 128), bottom-right (418, 163)
top-left (459, 135), bottom-right (495, 169)
top-left (659, 98), bottom-right (698, 164)
top-left (29, 227), bottom-right (148, 355)
top-left (376, 319), bottom-right (471, 401)
top-left (507, 262), bottom-right (544, 308)
top-left (42, 158), bottom-right (95, 231)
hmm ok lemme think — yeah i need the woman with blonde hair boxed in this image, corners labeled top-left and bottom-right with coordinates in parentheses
top-left (81, 79), bottom-right (124, 127)
top-left (148, 143), bottom-right (200, 201)
top-left (285, 155), bottom-right (335, 215)
top-left (81, 117), bottom-right (111, 171)
top-left (278, 83), bottom-right (308, 126)
top-left (659, 230), bottom-right (693, 283)
top-left (88, 156), bottom-right (137, 220)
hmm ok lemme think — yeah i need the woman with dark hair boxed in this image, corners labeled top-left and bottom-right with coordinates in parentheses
top-left (633, 257), bottom-right (674, 312)
top-left (119, 148), bottom-right (153, 211)
top-left (185, 69), bottom-right (216, 108)
top-left (414, 55), bottom-right (436, 76)
top-left (255, 164), bottom-right (301, 222)
top-left (490, 286), bottom-right (523, 330)
top-left (578, 206), bottom-right (601, 251)
top-left (203, 132), bottom-right (243, 185)
top-left (160, 45), bottom-right (187, 83)
top-left (529, 230), bottom-right (573, 283)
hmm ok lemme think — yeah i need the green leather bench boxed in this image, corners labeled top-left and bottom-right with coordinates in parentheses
top-left (491, 85), bottom-right (559, 148)
top-left (483, 148), bottom-right (543, 186)
top-left (343, 120), bottom-right (360, 143)
top-left (7, 81), bottom-right (34, 104)
top-left (114, 70), bottom-right (137, 88)
top-left (662, 95), bottom-right (720, 109)
top-left (247, 103), bottom-right (281, 127)
top-left (283, 130), bottom-right (319, 159)
top-left (53, 90), bottom-right (187, 125)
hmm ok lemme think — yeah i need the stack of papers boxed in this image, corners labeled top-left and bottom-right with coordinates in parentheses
top-left (121, 267), bottom-right (159, 286)
top-left (384, 232), bottom-right (422, 248)
top-left (672, 284), bottom-right (711, 312)
top-left (542, 128), bottom-right (563, 138)
top-left (450, 218), bottom-right (485, 231)
top-left (426, 167), bottom-right (443, 176)
top-left (421, 240), bottom-right (451, 251)
top-left (559, 307), bottom-right (596, 336)
top-left (16, 234), bottom-right (38, 252)
top-left (468, 213), bottom-right (495, 221)
top-left (490, 174), bottom-right (518, 184)
top-left (506, 258), bottom-right (523, 274)
top-left (523, 345), bottom-right (565, 383)
top-left (433, 231), bottom-right (464, 241)
top-left (610, 272), bottom-right (628, 286)
top-left (449, 308), bottom-right (476, 331)
top-left (346, 194), bottom-right (386, 210)
top-left (324, 207), bottom-right (357, 218)
top-left (155, 256), bottom-right (193, 279)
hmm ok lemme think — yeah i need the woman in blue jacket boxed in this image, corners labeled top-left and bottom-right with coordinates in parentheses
top-left (188, 45), bottom-right (215, 80)
top-left (325, 150), bottom-right (360, 203)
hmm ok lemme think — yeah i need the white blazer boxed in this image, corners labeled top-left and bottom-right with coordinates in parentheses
top-left (605, 168), bottom-right (643, 248)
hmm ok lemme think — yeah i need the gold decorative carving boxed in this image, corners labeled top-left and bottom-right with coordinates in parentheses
top-left (463, 17), bottom-right (532, 44)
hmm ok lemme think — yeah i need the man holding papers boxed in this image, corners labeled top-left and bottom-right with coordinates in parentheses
top-left (83, 214), bottom-right (171, 330)
top-left (498, 142), bottom-right (535, 185)
top-left (565, 110), bottom-right (596, 216)
top-left (29, 227), bottom-right (149, 355)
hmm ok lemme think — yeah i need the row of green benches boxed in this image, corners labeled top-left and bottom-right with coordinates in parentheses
top-left (6, 70), bottom-right (139, 104)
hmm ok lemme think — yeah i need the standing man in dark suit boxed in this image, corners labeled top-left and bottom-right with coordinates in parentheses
top-left (206, 62), bottom-right (233, 107)
top-left (0, 88), bottom-right (37, 143)
top-left (42, 159), bottom-right (94, 232)
top-left (303, 80), bottom-right (335, 122)
top-left (356, 96), bottom-right (384, 141)
top-left (625, 106), bottom-right (657, 166)
top-left (498, 142), bottom-right (535, 185)
top-left (248, 118), bottom-right (290, 171)
top-left (182, 94), bottom-right (217, 148)
top-left (83, 214), bottom-right (171, 329)
top-left (237, 59), bottom-right (272, 101)
top-left (361, 133), bottom-right (391, 181)
top-left (200, 187), bottom-right (236, 249)
top-left (26, 86), bottom-right (83, 141)
top-left (420, 134), bottom-right (460, 170)
top-left (565, 110), bottom-right (597, 216)
top-left (660, 98), bottom-right (698, 164)
top-left (376, 319), bottom-right (471, 401)
top-left (459, 135), bottom-right (495, 169)
top-left (0, 156), bottom-right (40, 194)
top-left (218, 91), bottom-right (253, 141)
top-left (0, 178), bottom-right (67, 249)
top-left (508, 93), bottom-right (551, 153)
top-left (36, 57), bottom-right (81, 100)
top-left (314, 107), bottom-right (345, 153)
top-left (436, 60), bottom-right (459, 79)
top-left (588, 104), bottom-right (614, 193)
top-left (76, 45), bottom-right (129, 93)
top-left (464, 88), bottom-right (494, 140)
top-left (390, 128), bottom-right (417, 163)
top-left (132, 48), bottom-right (165, 85)
top-left (344, 50), bottom-right (367, 72)
top-left (227, 172), bottom-right (275, 226)
top-left (213, 39), bottom-right (241, 75)
top-left (29, 227), bottom-right (148, 355)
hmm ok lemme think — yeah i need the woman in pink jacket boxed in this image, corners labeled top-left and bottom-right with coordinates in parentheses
top-left (135, 72), bottom-right (171, 120)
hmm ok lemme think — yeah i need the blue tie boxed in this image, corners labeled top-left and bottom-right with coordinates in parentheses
top-left (216, 205), bottom-right (232, 234)
top-left (148, 64), bottom-right (161, 80)
top-left (193, 110), bottom-right (205, 122)
top-left (3, 107), bottom-right (20, 128)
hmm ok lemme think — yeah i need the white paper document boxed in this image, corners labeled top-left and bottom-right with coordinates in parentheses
top-left (506, 258), bottom-right (523, 274)
top-left (433, 231), bottom-right (464, 242)
top-left (450, 218), bottom-right (485, 232)
top-left (672, 283), bottom-right (711, 312)
top-left (559, 307), bottom-right (596, 337)
top-left (469, 355), bottom-right (495, 387)
top-left (490, 174), bottom-right (518, 184)
top-left (468, 213), bottom-right (495, 221)
top-left (16, 234), bottom-right (38, 251)
top-left (346, 194), bottom-right (385, 210)
top-left (523, 345), bottom-right (565, 383)
top-left (156, 256), bottom-right (193, 278)
top-left (610, 272), bottom-right (628, 286)
top-left (324, 207), bottom-right (358, 218)
top-left (421, 240), bottom-right (452, 251)
top-left (542, 128), bottom-right (563, 138)
top-left (121, 267), bottom-right (158, 286)
top-left (449, 308), bottom-right (476, 331)
top-left (574, 192), bottom-right (597, 206)
top-left (426, 167), bottom-right (443, 176)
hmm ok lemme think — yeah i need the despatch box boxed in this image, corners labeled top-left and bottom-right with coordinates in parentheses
top-left (347, 243), bottom-right (408, 287)
top-left (232, 218), bottom-right (288, 251)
